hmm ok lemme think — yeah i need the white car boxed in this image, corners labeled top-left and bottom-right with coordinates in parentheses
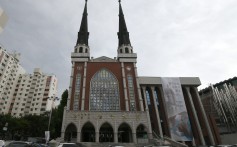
top-left (58, 143), bottom-right (79, 147)
top-left (0, 140), bottom-right (5, 147)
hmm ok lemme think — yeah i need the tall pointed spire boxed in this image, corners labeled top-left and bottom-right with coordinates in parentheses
top-left (76, 0), bottom-right (89, 46)
top-left (117, 0), bottom-right (131, 47)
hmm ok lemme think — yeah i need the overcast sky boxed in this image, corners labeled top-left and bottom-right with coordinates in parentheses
top-left (0, 0), bottom-right (237, 98)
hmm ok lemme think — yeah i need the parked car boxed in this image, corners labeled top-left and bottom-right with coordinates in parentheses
top-left (58, 143), bottom-right (79, 147)
top-left (30, 143), bottom-right (49, 147)
top-left (6, 141), bottom-right (31, 147)
top-left (0, 140), bottom-right (5, 147)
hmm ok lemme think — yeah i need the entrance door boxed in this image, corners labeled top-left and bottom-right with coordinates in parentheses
top-left (136, 124), bottom-right (148, 143)
top-left (99, 123), bottom-right (114, 142)
top-left (118, 123), bottom-right (133, 143)
top-left (64, 123), bottom-right (77, 142)
top-left (81, 122), bottom-right (95, 142)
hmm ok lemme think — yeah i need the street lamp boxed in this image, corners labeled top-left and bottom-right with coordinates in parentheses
top-left (2, 122), bottom-right (8, 140)
top-left (46, 95), bottom-right (59, 143)
top-left (47, 95), bottom-right (59, 131)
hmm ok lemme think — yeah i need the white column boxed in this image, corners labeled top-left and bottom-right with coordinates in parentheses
top-left (193, 87), bottom-right (215, 145)
top-left (133, 133), bottom-right (137, 143)
top-left (96, 132), bottom-right (99, 142)
top-left (132, 121), bottom-right (137, 143)
top-left (158, 86), bottom-right (170, 136)
top-left (185, 87), bottom-right (205, 145)
top-left (81, 62), bottom-right (87, 110)
top-left (133, 63), bottom-right (144, 111)
top-left (77, 132), bottom-right (81, 142)
top-left (77, 121), bottom-right (81, 142)
top-left (121, 62), bottom-right (129, 111)
top-left (114, 121), bottom-right (118, 143)
top-left (96, 120), bottom-right (99, 142)
top-left (151, 86), bottom-right (163, 138)
top-left (142, 86), bottom-right (153, 139)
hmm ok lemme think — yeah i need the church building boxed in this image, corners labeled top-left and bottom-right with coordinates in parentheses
top-left (60, 0), bottom-right (219, 146)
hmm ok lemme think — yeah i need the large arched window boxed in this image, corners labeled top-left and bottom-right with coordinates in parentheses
top-left (90, 69), bottom-right (120, 111)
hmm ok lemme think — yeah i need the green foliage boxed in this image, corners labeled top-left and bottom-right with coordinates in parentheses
top-left (0, 89), bottom-right (68, 140)
top-left (50, 89), bottom-right (68, 138)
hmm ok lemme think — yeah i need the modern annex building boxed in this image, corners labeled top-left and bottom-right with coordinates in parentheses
top-left (61, 1), bottom-right (219, 146)
top-left (200, 77), bottom-right (237, 144)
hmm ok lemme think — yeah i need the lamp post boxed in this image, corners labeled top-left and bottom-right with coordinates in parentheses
top-left (46, 95), bottom-right (59, 144)
top-left (2, 122), bottom-right (8, 140)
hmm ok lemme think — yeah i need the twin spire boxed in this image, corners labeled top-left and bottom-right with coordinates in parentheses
top-left (76, 0), bottom-right (89, 46)
top-left (76, 0), bottom-right (131, 48)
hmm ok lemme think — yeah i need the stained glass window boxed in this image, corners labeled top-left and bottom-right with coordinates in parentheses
top-left (73, 73), bottom-right (81, 110)
top-left (127, 75), bottom-right (136, 111)
top-left (90, 69), bottom-right (120, 111)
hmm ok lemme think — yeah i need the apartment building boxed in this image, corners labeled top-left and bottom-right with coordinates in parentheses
top-left (0, 46), bottom-right (25, 114)
top-left (0, 47), bottom-right (58, 117)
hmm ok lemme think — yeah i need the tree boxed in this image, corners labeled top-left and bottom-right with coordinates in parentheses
top-left (0, 89), bottom-right (68, 140)
top-left (50, 89), bottom-right (68, 138)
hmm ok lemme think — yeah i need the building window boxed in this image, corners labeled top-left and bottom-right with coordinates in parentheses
top-left (127, 75), bottom-right (136, 111)
top-left (125, 47), bottom-right (129, 53)
top-left (146, 90), bottom-right (151, 105)
top-left (79, 47), bottom-right (83, 53)
top-left (154, 90), bottom-right (159, 106)
top-left (73, 73), bottom-right (81, 110)
top-left (90, 69), bottom-right (120, 111)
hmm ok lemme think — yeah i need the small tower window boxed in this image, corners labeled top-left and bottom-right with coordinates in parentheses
top-left (85, 48), bottom-right (88, 53)
top-left (79, 47), bottom-right (83, 53)
top-left (120, 49), bottom-right (123, 53)
top-left (125, 47), bottom-right (129, 53)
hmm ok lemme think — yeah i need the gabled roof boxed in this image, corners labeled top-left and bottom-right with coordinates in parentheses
top-left (92, 56), bottom-right (116, 62)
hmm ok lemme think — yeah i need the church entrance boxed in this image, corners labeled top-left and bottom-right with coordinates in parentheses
top-left (81, 122), bottom-right (95, 142)
top-left (99, 123), bottom-right (114, 142)
top-left (64, 123), bottom-right (77, 142)
top-left (118, 123), bottom-right (133, 143)
top-left (136, 124), bottom-right (148, 143)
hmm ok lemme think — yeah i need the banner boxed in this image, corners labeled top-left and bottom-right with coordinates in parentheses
top-left (161, 77), bottom-right (193, 141)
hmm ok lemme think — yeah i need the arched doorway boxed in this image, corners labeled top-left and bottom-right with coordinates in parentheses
top-left (136, 124), bottom-right (148, 143)
top-left (118, 123), bottom-right (133, 143)
top-left (64, 123), bottom-right (77, 142)
top-left (81, 122), bottom-right (95, 142)
top-left (99, 123), bottom-right (114, 142)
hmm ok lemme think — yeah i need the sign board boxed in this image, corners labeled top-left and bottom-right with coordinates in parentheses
top-left (3, 127), bottom-right (7, 131)
top-left (161, 77), bottom-right (193, 141)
